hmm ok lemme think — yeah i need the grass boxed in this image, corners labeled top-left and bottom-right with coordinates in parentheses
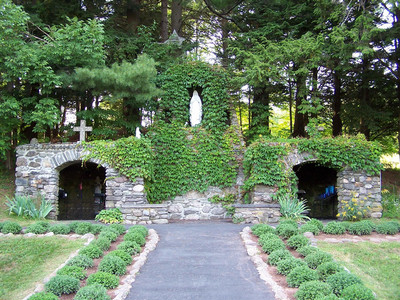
top-left (0, 236), bottom-right (85, 300)
top-left (317, 241), bottom-right (400, 300)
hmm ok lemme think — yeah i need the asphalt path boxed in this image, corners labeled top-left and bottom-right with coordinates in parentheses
top-left (126, 221), bottom-right (276, 300)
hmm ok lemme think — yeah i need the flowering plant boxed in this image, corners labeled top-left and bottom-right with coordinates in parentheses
top-left (337, 194), bottom-right (370, 221)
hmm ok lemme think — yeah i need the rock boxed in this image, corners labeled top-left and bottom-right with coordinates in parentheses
top-left (303, 232), bottom-right (314, 238)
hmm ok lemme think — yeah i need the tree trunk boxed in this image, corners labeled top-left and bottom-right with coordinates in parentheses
top-left (160, 0), bottom-right (168, 42)
top-left (292, 75), bottom-right (307, 137)
top-left (127, 0), bottom-right (141, 33)
top-left (250, 85), bottom-right (270, 136)
top-left (332, 70), bottom-right (343, 136)
top-left (171, 0), bottom-right (183, 35)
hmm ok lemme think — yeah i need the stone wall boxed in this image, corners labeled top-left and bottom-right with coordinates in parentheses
top-left (233, 204), bottom-right (281, 224)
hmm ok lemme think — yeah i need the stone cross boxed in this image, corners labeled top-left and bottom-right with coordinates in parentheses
top-left (73, 120), bottom-right (92, 142)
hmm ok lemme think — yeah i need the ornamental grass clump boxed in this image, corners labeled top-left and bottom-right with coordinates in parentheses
top-left (123, 231), bottom-right (146, 246)
top-left (297, 246), bottom-right (320, 257)
top-left (28, 292), bottom-right (59, 300)
top-left (117, 241), bottom-right (141, 255)
top-left (74, 222), bottom-right (93, 235)
top-left (1, 221), bottom-right (22, 234)
top-left (98, 255), bottom-right (126, 276)
top-left (287, 266), bottom-right (318, 288)
top-left (251, 224), bottom-right (276, 237)
top-left (341, 284), bottom-right (375, 300)
top-left (49, 224), bottom-right (70, 234)
top-left (74, 283), bottom-right (111, 300)
top-left (66, 254), bottom-right (94, 269)
top-left (287, 234), bottom-right (310, 249)
top-left (45, 275), bottom-right (80, 296)
top-left (26, 222), bottom-right (48, 234)
top-left (323, 221), bottom-right (346, 235)
top-left (276, 223), bottom-right (299, 239)
top-left (316, 261), bottom-right (344, 281)
top-left (267, 249), bottom-right (292, 266)
top-left (376, 221), bottom-right (400, 235)
top-left (294, 280), bottom-right (333, 300)
top-left (305, 251), bottom-right (333, 269)
top-left (326, 272), bottom-right (362, 295)
top-left (107, 250), bottom-right (133, 266)
top-left (91, 237), bottom-right (111, 251)
top-left (57, 266), bottom-right (86, 280)
top-left (348, 221), bottom-right (373, 235)
top-left (299, 223), bottom-right (320, 235)
top-left (276, 257), bottom-right (307, 276)
top-left (87, 271), bottom-right (120, 289)
top-left (79, 244), bottom-right (103, 259)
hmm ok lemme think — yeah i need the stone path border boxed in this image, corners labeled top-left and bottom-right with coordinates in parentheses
top-left (240, 226), bottom-right (290, 300)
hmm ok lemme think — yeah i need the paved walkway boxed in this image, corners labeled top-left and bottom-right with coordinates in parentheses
top-left (126, 221), bottom-right (276, 300)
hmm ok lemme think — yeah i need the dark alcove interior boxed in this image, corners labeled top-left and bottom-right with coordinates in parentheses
top-left (294, 162), bottom-right (338, 219)
top-left (58, 162), bottom-right (106, 220)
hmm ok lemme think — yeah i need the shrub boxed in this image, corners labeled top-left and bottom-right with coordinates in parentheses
top-left (91, 237), bottom-right (111, 251)
top-left (57, 266), bottom-right (86, 280)
top-left (261, 238), bottom-right (286, 254)
top-left (376, 221), bottom-right (399, 235)
top-left (90, 224), bottom-right (106, 235)
top-left (341, 284), bottom-right (375, 300)
top-left (26, 223), bottom-right (48, 234)
top-left (251, 224), bottom-right (276, 237)
top-left (348, 221), bottom-right (373, 235)
top-left (287, 266), bottom-right (318, 288)
top-left (267, 249), bottom-right (292, 266)
top-left (74, 222), bottom-right (93, 235)
top-left (108, 250), bottom-right (133, 266)
top-left (95, 208), bottom-right (123, 224)
top-left (117, 241), bottom-right (141, 255)
top-left (0, 222), bottom-right (4, 231)
top-left (300, 223), bottom-right (320, 235)
top-left (297, 246), bottom-right (320, 257)
top-left (49, 224), bottom-right (70, 235)
top-left (128, 225), bottom-right (149, 237)
top-left (307, 219), bottom-right (324, 231)
top-left (279, 219), bottom-right (299, 227)
top-left (68, 221), bottom-right (81, 232)
top-left (36, 221), bottom-right (51, 229)
top-left (317, 294), bottom-right (340, 300)
top-left (87, 271), bottom-right (120, 289)
top-left (305, 251), bottom-right (333, 269)
top-left (28, 292), bottom-right (59, 300)
top-left (123, 231), bottom-right (146, 246)
top-left (258, 233), bottom-right (280, 246)
top-left (326, 272), bottom-right (362, 295)
top-left (99, 229), bottom-right (118, 242)
top-left (98, 255), bottom-right (126, 276)
top-left (323, 222), bottom-right (346, 235)
top-left (109, 223), bottom-right (126, 235)
top-left (316, 262), bottom-right (344, 281)
top-left (276, 223), bottom-right (299, 239)
top-left (79, 244), bottom-right (103, 259)
top-left (45, 275), bottom-right (80, 296)
top-left (337, 196), bottom-right (370, 221)
top-left (295, 280), bottom-right (333, 300)
top-left (74, 283), bottom-right (111, 300)
top-left (1, 221), bottom-right (22, 234)
top-left (287, 234), bottom-right (310, 249)
top-left (66, 255), bottom-right (94, 269)
top-left (276, 257), bottom-right (307, 276)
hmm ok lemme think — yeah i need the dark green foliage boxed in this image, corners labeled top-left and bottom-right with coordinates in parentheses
top-left (68, 221), bottom-right (81, 232)
top-left (49, 224), bottom-right (70, 235)
top-left (128, 225), bottom-right (148, 237)
top-left (35, 221), bottom-right (51, 230)
top-left (348, 221), bottom-right (373, 235)
top-left (123, 231), bottom-right (146, 246)
top-left (287, 266), bottom-right (319, 288)
top-left (91, 237), bottom-right (111, 251)
top-left (90, 224), bottom-right (106, 235)
top-left (326, 272), bottom-right (363, 295)
top-left (300, 223), bottom-right (320, 235)
top-left (305, 252), bottom-right (333, 269)
top-left (307, 219), bottom-right (324, 231)
top-left (251, 224), bottom-right (276, 237)
top-left (294, 280), bottom-right (333, 300)
top-left (99, 229), bottom-right (118, 242)
top-left (276, 223), bottom-right (299, 239)
top-left (297, 246), bottom-right (320, 257)
top-left (98, 255), bottom-right (126, 276)
top-left (74, 222), bottom-right (93, 235)
top-left (26, 223), bottom-right (48, 234)
top-left (287, 234), bottom-right (310, 249)
top-left (87, 271), bottom-right (120, 289)
top-left (107, 250), bottom-right (133, 266)
top-left (1, 221), bottom-right (22, 234)
top-left (74, 283), bottom-right (111, 300)
top-left (117, 241), bottom-right (141, 255)
top-left (317, 294), bottom-right (340, 300)
top-left (79, 244), bottom-right (103, 259)
top-left (109, 224), bottom-right (126, 235)
top-left (261, 238), bottom-right (286, 254)
top-left (44, 275), bottom-right (80, 296)
top-left (316, 262), bottom-right (344, 281)
top-left (0, 222), bottom-right (4, 231)
top-left (279, 219), bottom-right (299, 227)
top-left (258, 233), bottom-right (279, 246)
top-left (57, 266), bottom-right (86, 280)
top-left (28, 292), bottom-right (59, 300)
top-left (323, 222), bottom-right (346, 235)
top-left (66, 255), bottom-right (94, 269)
top-left (376, 221), bottom-right (400, 235)
top-left (341, 284), bottom-right (375, 300)
top-left (276, 257), bottom-right (308, 276)
top-left (267, 249), bottom-right (292, 266)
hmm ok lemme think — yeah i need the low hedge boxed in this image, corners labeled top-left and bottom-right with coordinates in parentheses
top-left (66, 254), bottom-right (94, 269)
top-left (87, 271), bottom-right (120, 289)
top-left (44, 275), bottom-right (80, 296)
top-left (341, 283), bottom-right (375, 300)
top-left (287, 234), bottom-right (310, 249)
top-left (326, 272), bottom-right (362, 295)
top-left (287, 266), bottom-right (318, 287)
top-left (1, 221), bottom-right (22, 234)
top-left (267, 249), bottom-right (292, 266)
top-left (276, 257), bottom-right (307, 276)
top-left (28, 292), bottom-right (59, 300)
top-left (295, 280), bottom-right (333, 300)
top-left (74, 283), bottom-right (111, 300)
top-left (98, 255), bottom-right (126, 276)
top-left (56, 266), bottom-right (86, 280)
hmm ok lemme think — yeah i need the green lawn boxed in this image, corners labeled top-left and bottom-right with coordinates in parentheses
top-left (318, 241), bottom-right (400, 300)
top-left (0, 236), bottom-right (85, 300)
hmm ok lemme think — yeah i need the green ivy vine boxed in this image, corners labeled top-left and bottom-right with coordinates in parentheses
top-left (157, 61), bottom-right (230, 132)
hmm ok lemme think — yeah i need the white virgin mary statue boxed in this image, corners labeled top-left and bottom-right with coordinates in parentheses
top-left (189, 90), bottom-right (202, 127)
